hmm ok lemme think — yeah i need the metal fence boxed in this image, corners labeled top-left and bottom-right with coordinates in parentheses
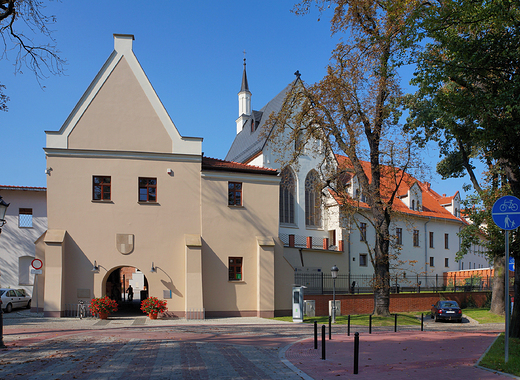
top-left (294, 272), bottom-right (494, 295)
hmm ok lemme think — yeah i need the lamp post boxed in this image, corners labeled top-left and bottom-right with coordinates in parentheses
top-left (0, 196), bottom-right (9, 348)
top-left (331, 265), bottom-right (339, 323)
top-left (0, 196), bottom-right (10, 233)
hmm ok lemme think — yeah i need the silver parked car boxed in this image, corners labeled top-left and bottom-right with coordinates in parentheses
top-left (0, 288), bottom-right (31, 313)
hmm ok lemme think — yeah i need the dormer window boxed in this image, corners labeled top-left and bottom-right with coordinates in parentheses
top-left (411, 200), bottom-right (415, 210)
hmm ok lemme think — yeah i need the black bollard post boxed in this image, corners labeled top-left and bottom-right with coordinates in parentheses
top-left (348, 315), bottom-right (351, 336)
top-left (421, 313), bottom-right (424, 332)
top-left (0, 301), bottom-right (6, 348)
top-left (329, 315), bottom-right (332, 340)
top-left (314, 321), bottom-right (318, 349)
top-left (394, 314), bottom-right (397, 332)
top-left (321, 325), bottom-right (326, 360)
top-left (354, 332), bottom-right (359, 374)
top-left (369, 314), bottom-right (372, 334)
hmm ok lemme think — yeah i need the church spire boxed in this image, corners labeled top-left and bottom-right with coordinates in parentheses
top-left (240, 57), bottom-right (249, 92)
top-left (237, 52), bottom-right (252, 134)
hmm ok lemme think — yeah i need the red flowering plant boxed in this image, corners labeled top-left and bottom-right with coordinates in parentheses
top-left (140, 297), bottom-right (167, 314)
top-left (89, 296), bottom-right (118, 315)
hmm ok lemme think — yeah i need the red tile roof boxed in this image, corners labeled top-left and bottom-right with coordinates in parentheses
top-left (334, 155), bottom-right (463, 222)
top-left (202, 157), bottom-right (278, 176)
top-left (0, 185), bottom-right (47, 191)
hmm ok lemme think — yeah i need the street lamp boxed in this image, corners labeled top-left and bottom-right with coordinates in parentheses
top-left (0, 196), bottom-right (10, 233)
top-left (0, 196), bottom-right (9, 348)
top-left (331, 265), bottom-right (339, 323)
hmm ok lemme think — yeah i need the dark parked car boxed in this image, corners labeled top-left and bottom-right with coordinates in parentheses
top-left (0, 288), bottom-right (31, 313)
top-left (431, 300), bottom-right (462, 322)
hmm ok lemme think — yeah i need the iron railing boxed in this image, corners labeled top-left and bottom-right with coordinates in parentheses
top-left (294, 272), bottom-right (494, 295)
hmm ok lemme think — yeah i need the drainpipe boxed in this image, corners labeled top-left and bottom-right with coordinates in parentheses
top-left (424, 217), bottom-right (431, 275)
top-left (458, 225), bottom-right (463, 270)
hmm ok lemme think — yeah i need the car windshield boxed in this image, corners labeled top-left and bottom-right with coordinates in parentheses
top-left (441, 301), bottom-right (458, 308)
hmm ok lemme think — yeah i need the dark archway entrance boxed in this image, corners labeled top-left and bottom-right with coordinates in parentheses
top-left (105, 266), bottom-right (149, 316)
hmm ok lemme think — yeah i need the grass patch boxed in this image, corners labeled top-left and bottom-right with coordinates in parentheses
top-left (272, 312), bottom-right (424, 326)
top-left (463, 308), bottom-right (505, 324)
top-left (479, 334), bottom-right (520, 376)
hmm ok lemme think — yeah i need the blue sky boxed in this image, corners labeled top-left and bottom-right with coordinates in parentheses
top-left (1, 0), bottom-right (471, 197)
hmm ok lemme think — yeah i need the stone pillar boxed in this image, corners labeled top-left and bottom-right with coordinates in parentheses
top-left (43, 230), bottom-right (66, 317)
top-left (185, 235), bottom-right (203, 319)
top-left (256, 236), bottom-right (275, 318)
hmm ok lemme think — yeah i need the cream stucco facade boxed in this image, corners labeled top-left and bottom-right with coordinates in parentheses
top-left (38, 34), bottom-right (293, 318)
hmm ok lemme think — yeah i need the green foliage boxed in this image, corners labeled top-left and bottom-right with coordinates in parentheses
top-left (479, 334), bottom-right (520, 376)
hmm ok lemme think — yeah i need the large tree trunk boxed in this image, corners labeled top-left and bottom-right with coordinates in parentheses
top-left (490, 255), bottom-right (506, 315)
top-left (510, 251), bottom-right (520, 338)
top-left (372, 209), bottom-right (391, 316)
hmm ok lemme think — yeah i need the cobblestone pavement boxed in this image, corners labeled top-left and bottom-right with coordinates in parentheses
top-left (0, 310), bottom-right (510, 380)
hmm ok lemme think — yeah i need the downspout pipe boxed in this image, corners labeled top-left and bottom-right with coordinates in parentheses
top-left (425, 217), bottom-right (431, 275)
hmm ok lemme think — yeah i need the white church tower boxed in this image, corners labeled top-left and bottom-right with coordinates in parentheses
top-left (236, 58), bottom-right (251, 134)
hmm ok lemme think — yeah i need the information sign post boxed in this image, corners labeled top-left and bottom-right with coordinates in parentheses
top-left (492, 195), bottom-right (520, 363)
top-left (31, 259), bottom-right (43, 314)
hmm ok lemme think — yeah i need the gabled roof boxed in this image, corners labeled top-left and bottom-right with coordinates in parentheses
top-left (202, 157), bottom-right (278, 176)
top-left (225, 78), bottom-right (300, 163)
top-left (334, 155), bottom-right (463, 222)
top-left (46, 34), bottom-right (202, 156)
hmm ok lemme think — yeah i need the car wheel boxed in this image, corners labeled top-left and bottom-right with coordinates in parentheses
top-left (435, 315), bottom-right (439, 322)
top-left (26, 300), bottom-right (31, 309)
top-left (5, 303), bottom-right (12, 313)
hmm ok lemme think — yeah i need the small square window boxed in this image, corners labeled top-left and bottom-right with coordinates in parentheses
top-left (229, 257), bottom-right (243, 281)
top-left (228, 182), bottom-right (243, 206)
top-left (19, 208), bottom-right (33, 228)
top-left (359, 253), bottom-right (368, 267)
top-left (93, 176), bottom-right (111, 201)
top-left (139, 177), bottom-right (157, 202)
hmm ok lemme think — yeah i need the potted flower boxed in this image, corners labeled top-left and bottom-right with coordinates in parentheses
top-left (140, 297), bottom-right (167, 319)
top-left (89, 296), bottom-right (118, 319)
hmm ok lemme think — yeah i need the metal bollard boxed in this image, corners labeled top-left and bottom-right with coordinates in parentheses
top-left (321, 325), bottom-right (326, 360)
top-left (369, 314), bottom-right (372, 334)
top-left (348, 315), bottom-right (351, 336)
top-left (354, 332), bottom-right (359, 374)
top-left (0, 302), bottom-right (5, 348)
top-left (329, 315), bottom-right (332, 340)
top-left (421, 313), bottom-right (424, 331)
top-left (314, 321), bottom-right (318, 349)
top-left (394, 314), bottom-right (397, 332)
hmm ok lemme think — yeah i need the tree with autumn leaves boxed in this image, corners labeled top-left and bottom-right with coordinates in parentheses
top-left (268, 0), bottom-right (425, 316)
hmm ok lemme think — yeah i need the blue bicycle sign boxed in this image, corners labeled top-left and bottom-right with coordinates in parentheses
top-left (500, 199), bottom-right (519, 212)
top-left (492, 195), bottom-right (520, 231)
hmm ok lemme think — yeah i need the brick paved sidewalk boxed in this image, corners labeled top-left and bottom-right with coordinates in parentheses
top-left (0, 327), bottom-right (306, 380)
top-left (285, 330), bottom-right (512, 380)
top-left (0, 312), bottom-right (512, 380)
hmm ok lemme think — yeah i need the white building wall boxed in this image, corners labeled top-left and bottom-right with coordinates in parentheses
top-left (0, 188), bottom-right (47, 296)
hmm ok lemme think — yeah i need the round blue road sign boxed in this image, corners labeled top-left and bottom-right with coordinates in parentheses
top-left (492, 195), bottom-right (520, 230)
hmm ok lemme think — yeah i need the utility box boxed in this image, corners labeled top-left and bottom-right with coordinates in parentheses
top-left (329, 300), bottom-right (341, 317)
top-left (292, 286), bottom-right (305, 322)
top-left (304, 300), bottom-right (315, 317)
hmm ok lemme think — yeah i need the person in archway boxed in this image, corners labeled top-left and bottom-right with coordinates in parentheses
top-left (126, 285), bottom-right (134, 302)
